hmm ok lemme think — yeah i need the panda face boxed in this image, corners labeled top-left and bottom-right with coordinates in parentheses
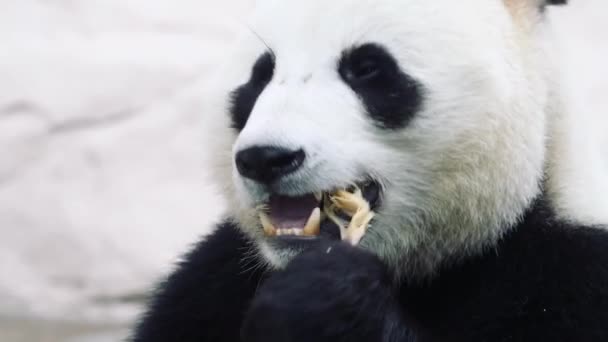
top-left (211, 0), bottom-right (551, 278)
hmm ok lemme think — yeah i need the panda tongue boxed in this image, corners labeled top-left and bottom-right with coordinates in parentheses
top-left (268, 195), bottom-right (318, 229)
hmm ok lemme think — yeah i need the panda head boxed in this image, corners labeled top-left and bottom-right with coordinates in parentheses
top-left (208, 0), bottom-right (567, 280)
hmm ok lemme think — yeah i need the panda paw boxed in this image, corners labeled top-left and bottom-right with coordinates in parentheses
top-left (241, 241), bottom-right (407, 342)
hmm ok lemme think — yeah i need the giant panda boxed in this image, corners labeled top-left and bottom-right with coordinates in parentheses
top-left (132, 0), bottom-right (608, 341)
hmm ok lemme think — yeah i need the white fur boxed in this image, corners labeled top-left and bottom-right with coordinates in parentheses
top-left (206, 0), bottom-right (571, 280)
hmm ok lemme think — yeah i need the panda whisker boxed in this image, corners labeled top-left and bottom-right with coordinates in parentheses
top-left (245, 24), bottom-right (276, 59)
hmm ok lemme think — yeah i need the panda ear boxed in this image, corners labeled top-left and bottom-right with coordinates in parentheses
top-left (538, 0), bottom-right (567, 12)
top-left (504, 0), bottom-right (567, 16)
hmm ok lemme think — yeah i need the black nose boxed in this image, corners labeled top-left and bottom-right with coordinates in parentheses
top-left (235, 146), bottom-right (306, 184)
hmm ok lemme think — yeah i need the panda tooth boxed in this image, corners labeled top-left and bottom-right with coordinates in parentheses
top-left (303, 208), bottom-right (321, 236)
top-left (260, 213), bottom-right (277, 237)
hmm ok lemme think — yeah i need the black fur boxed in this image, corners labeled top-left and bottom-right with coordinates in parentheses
top-left (229, 52), bottom-right (275, 131)
top-left (401, 197), bottom-right (608, 341)
top-left (242, 241), bottom-right (413, 342)
top-left (132, 196), bottom-right (608, 341)
top-left (338, 44), bottom-right (423, 130)
top-left (542, 0), bottom-right (568, 11)
top-left (131, 224), bottom-right (266, 342)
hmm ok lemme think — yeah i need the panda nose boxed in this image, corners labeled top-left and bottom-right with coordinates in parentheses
top-left (235, 146), bottom-right (306, 184)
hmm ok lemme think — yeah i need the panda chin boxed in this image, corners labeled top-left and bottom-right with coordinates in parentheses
top-left (257, 179), bottom-right (382, 248)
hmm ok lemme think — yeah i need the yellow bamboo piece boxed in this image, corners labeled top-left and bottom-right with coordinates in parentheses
top-left (324, 187), bottom-right (375, 245)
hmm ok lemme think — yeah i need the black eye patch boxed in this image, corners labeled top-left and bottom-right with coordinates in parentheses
top-left (229, 52), bottom-right (275, 131)
top-left (338, 43), bottom-right (423, 130)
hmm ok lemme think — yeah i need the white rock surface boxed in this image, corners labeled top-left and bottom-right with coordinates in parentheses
top-left (0, 0), bottom-right (254, 322)
top-left (0, 0), bottom-right (605, 327)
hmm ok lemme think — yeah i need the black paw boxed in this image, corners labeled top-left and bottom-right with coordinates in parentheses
top-left (241, 241), bottom-right (402, 342)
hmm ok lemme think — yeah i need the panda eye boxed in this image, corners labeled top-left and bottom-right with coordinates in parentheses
top-left (337, 43), bottom-right (424, 130)
top-left (339, 44), bottom-right (394, 85)
top-left (349, 58), bottom-right (382, 82)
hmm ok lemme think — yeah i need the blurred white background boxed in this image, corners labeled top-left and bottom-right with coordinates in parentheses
top-left (0, 1), bottom-right (606, 341)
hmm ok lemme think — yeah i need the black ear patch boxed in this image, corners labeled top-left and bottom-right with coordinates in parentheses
top-left (543, 0), bottom-right (568, 8)
top-left (540, 0), bottom-right (567, 12)
top-left (338, 44), bottom-right (423, 130)
top-left (229, 52), bottom-right (275, 131)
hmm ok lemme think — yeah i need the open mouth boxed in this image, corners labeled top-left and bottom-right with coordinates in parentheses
top-left (258, 180), bottom-right (382, 245)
